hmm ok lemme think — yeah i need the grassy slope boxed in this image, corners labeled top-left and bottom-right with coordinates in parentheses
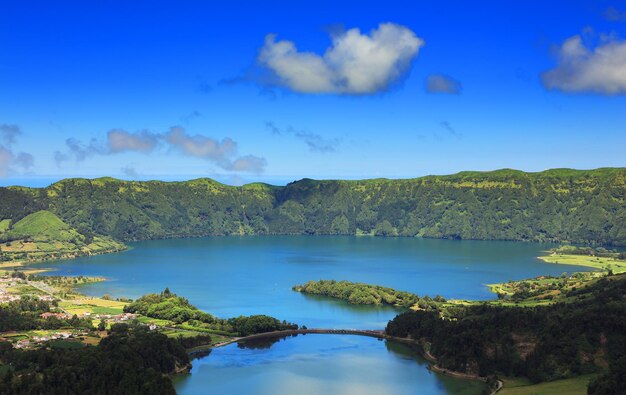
top-left (499, 374), bottom-right (596, 395)
top-left (6, 210), bottom-right (81, 242)
top-left (0, 210), bottom-right (126, 263)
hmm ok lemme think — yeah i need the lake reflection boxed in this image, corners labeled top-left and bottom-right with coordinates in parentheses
top-left (174, 334), bottom-right (486, 395)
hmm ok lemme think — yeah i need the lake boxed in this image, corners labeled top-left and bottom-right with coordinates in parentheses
top-left (173, 334), bottom-right (486, 395)
top-left (34, 236), bottom-right (589, 394)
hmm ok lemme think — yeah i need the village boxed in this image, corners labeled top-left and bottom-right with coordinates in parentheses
top-left (0, 269), bottom-right (160, 350)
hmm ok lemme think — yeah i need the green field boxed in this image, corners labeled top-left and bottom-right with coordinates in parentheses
top-left (540, 254), bottom-right (626, 274)
top-left (136, 316), bottom-right (173, 326)
top-left (5, 284), bottom-right (46, 296)
top-left (59, 299), bottom-right (127, 316)
top-left (500, 374), bottom-right (596, 395)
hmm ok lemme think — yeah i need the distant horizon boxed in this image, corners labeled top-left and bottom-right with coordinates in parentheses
top-left (2, 165), bottom-right (623, 188)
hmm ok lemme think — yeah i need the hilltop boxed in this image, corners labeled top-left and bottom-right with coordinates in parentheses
top-left (0, 167), bottom-right (625, 245)
top-left (0, 210), bottom-right (126, 264)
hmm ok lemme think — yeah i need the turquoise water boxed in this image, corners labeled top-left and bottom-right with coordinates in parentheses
top-left (34, 236), bottom-right (590, 394)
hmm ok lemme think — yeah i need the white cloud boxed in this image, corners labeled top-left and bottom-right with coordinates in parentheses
top-left (225, 155), bottom-right (267, 174)
top-left (107, 129), bottom-right (158, 153)
top-left (164, 127), bottom-right (237, 162)
top-left (165, 127), bottom-right (266, 173)
top-left (55, 126), bottom-right (267, 174)
top-left (425, 74), bottom-right (462, 94)
top-left (542, 35), bottom-right (626, 94)
top-left (258, 23), bottom-right (424, 94)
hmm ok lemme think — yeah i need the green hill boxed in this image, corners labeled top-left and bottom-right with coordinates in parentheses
top-left (6, 210), bottom-right (81, 242)
top-left (0, 210), bottom-right (126, 264)
top-left (1, 167), bottom-right (625, 245)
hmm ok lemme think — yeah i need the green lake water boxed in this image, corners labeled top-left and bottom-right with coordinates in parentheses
top-left (37, 236), bottom-right (590, 394)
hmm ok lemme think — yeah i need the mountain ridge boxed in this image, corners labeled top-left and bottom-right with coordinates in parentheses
top-left (1, 167), bottom-right (625, 245)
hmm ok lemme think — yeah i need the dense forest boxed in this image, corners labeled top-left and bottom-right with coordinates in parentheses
top-left (385, 274), bottom-right (626, 393)
top-left (0, 324), bottom-right (189, 394)
top-left (0, 167), bottom-right (624, 245)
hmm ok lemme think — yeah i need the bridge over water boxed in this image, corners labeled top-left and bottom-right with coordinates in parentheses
top-left (204, 328), bottom-right (387, 349)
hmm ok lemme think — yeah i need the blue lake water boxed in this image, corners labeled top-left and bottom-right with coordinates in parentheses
top-left (173, 334), bottom-right (486, 395)
top-left (33, 236), bottom-right (590, 394)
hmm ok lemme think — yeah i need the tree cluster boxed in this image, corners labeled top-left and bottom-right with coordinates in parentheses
top-left (0, 296), bottom-right (91, 332)
top-left (293, 280), bottom-right (445, 309)
top-left (0, 324), bottom-right (189, 394)
top-left (124, 289), bottom-right (298, 336)
top-left (385, 275), bottom-right (626, 392)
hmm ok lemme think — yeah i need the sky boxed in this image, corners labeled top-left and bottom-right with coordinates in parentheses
top-left (1, 0), bottom-right (625, 187)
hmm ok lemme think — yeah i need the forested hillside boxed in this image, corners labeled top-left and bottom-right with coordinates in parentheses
top-left (1, 168), bottom-right (625, 245)
top-left (385, 274), bottom-right (626, 392)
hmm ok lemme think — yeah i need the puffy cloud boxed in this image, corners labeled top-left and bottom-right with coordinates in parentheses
top-left (425, 74), bottom-right (462, 94)
top-left (541, 35), bottom-right (626, 94)
top-left (107, 129), bottom-right (158, 153)
top-left (225, 155), bottom-right (267, 174)
top-left (55, 126), bottom-right (267, 174)
top-left (258, 23), bottom-right (424, 94)
top-left (164, 127), bottom-right (237, 162)
top-left (56, 129), bottom-right (157, 164)
top-left (164, 127), bottom-right (266, 173)
top-left (0, 124), bottom-right (21, 145)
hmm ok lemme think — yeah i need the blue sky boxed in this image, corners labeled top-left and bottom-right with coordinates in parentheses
top-left (1, 0), bottom-right (625, 186)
